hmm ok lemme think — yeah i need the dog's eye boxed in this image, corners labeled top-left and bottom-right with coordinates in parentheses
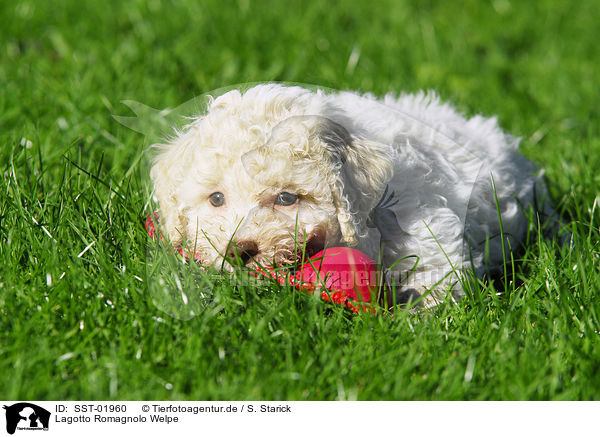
top-left (209, 192), bottom-right (225, 207)
top-left (275, 192), bottom-right (299, 206)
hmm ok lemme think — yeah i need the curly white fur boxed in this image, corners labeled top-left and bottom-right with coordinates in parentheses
top-left (151, 84), bottom-right (554, 308)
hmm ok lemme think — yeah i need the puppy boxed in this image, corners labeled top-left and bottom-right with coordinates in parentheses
top-left (150, 84), bottom-right (555, 308)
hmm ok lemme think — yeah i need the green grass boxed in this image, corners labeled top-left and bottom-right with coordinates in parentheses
top-left (1, 0), bottom-right (599, 400)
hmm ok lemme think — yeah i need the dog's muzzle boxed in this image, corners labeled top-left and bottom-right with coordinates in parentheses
top-left (225, 227), bottom-right (328, 268)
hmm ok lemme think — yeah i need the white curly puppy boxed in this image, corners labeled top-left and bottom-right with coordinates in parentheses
top-left (151, 84), bottom-right (553, 307)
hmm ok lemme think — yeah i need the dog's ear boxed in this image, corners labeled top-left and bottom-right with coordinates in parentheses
top-left (149, 136), bottom-right (190, 247)
top-left (261, 115), bottom-right (393, 201)
top-left (317, 118), bottom-right (394, 245)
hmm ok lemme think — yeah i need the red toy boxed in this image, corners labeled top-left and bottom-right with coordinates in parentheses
top-left (294, 247), bottom-right (378, 312)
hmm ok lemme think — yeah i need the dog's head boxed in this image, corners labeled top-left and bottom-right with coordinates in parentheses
top-left (150, 85), bottom-right (393, 269)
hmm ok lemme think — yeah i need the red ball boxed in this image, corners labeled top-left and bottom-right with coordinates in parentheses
top-left (295, 247), bottom-right (378, 303)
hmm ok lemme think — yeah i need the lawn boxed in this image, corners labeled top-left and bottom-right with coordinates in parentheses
top-left (1, 0), bottom-right (599, 400)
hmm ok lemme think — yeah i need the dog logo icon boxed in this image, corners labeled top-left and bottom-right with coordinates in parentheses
top-left (2, 403), bottom-right (50, 435)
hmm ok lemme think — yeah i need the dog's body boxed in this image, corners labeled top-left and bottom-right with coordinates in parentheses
top-left (151, 84), bottom-right (553, 307)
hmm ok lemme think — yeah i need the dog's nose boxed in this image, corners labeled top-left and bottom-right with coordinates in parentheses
top-left (227, 240), bottom-right (260, 265)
